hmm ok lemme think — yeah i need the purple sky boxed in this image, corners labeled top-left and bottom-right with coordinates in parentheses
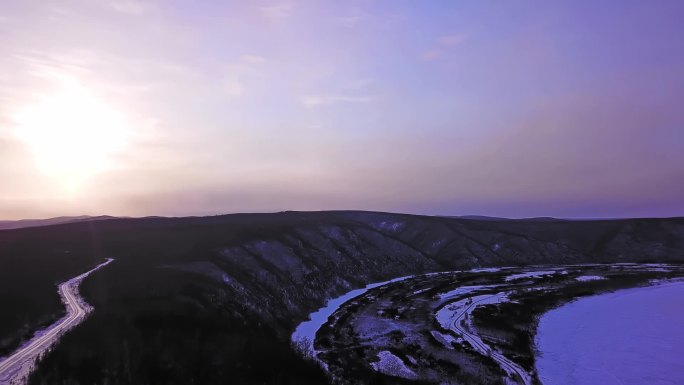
top-left (0, 1), bottom-right (683, 219)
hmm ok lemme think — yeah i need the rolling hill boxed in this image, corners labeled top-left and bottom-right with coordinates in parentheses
top-left (0, 211), bottom-right (682, 384)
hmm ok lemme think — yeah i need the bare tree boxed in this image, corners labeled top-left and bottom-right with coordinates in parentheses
top-left (292, 336), bottom-right (315, 361)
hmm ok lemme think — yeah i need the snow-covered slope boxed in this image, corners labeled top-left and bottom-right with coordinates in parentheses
top-left (536, 281), bottom-right (684, 385)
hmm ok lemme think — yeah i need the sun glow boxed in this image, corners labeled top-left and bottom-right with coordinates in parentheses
top-left (13, 78), bottom-right (129, 189)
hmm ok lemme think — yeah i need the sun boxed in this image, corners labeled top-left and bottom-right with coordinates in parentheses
top-left (12, 78), bottom-right (128, 189)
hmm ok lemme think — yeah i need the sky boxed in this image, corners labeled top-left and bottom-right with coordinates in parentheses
top-left (1, 0), bottom-right (683, 220)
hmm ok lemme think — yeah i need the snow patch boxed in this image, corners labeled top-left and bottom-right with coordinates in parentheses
top-left (438, 285), bottom-right (500, 300)
top-left (370, 350), bottom-right (417, 379)
top-left (575, 275), bottom-right (605, 282)
top-left (412, 287), bottom-right (431, 295)
top-left (371, 221), bottom-right (406, 233)
top-left (430, 330), bottom-right (457, 349)
top-left (292, 275), bottom-right (413, 360)
top-left (536, 281), bottom-right (684, 385)
top-left (505, 270), bottom-right (557, 282)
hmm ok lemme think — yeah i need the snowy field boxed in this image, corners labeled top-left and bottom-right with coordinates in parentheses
top-left (295, 264), bottom-right (684, 384)
top-left (536, 281), bottom-right (684, 385)
top-left (291, 275), bottom-right (411, 357)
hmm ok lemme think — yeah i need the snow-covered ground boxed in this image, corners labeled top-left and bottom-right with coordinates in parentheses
top-left (437, 285), bottom-right (500, 300)
top-left (292, 266), bottom-right (511, 359)
top-left (370, 350), bottom-right (417, 379)
top-left (505, 270), bottom-right (558, 282)
top-left (536, 280), bottom-right (684, 385)
top-left (575, 275), bottom-right (605, 282)
top-left (291, 275), bottom-right (412, 358)
top-left (0, 259), bottom-right (113, 385)
top-left (430, 330), bottom-right (460, 349)
top-left (435, 291), bottom-right (531, 385)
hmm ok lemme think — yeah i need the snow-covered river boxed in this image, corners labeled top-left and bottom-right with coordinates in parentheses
top-left (535, 281), bottom-right (684, 385)
top-left (291, 275), bottom-right (412, 357)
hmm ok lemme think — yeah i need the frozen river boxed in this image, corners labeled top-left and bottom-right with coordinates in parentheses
top-left (535, 281), bottom-right (684, 385)
top-left (291, 275), bottom-right (412, 358)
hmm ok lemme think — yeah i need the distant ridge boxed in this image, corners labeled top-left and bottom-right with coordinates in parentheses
top-left (0, 215), bottom-right (118, 230)
top-left (453, 215), bottom-right (510, 221)
top-left (2, 212), bottom-right (670, 230)
top-left (448, 215), bottom-right (568, 222)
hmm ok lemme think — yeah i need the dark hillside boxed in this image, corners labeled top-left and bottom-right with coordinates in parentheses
top-left (0, 211), bottom-right (681, 384)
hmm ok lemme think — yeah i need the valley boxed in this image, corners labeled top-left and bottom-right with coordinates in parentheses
top-left (306, 264), bottom-right (684, 384)
top-left (0, 211), bottom-right (682, 384)
top-left (0, 259), bottom-right (113, 385)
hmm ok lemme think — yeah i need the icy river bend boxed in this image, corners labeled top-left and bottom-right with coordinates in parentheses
top-left (536, 280), bottom-right (684, 385)
top-left (293, 264), bottom-right (684, 385)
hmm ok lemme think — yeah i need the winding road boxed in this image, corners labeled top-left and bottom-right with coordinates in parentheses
top-left (0, 258), bottom-right (113, 385)
top-left (448, 293), bottom-right (532, 385)
top-left (303, 264), bottom-right (684, 384)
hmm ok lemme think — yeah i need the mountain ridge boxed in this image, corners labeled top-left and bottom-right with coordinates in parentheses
top-left (0, 210), bottom-right (682, 384)
top-left (0, 215), bottom-right (119, 230)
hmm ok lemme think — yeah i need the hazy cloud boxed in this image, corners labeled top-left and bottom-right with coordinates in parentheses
top-left (1, 1), bottom-right (682, 219)
top-left (107, 0), bottom-right (153, 16)
top-left (422, 34), bottom-right (466, 61)
top-left (300, 94), bottom-right (375, 107)
top-left (334, 14), bottom-right (364, 27)
top-left (224, 81), bottom-right (244, 97)
top-left (421, 50), bottom-right (443, 62)
top-left (260, 2), bottom-right (295, 19)
top-left (438, 34), bottom-right (465, 47)
top-left (241, 55), bottom-right (267, 64)
top-left (344, 78), bottom-right (373, 90)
